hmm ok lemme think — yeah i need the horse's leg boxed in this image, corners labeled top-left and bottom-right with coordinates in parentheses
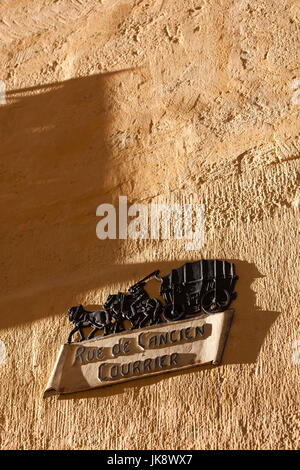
top-left (139, 311), bottom-right (149, 328)
top-left (116, 319), bottom-right (125, 332)
top-left (78, 326), bottom-right (85, 342)
top-left (102, 313), bottom-right (112, 336)
top-left (87, 327), bottom-right (98, 340)
top-left (130, 313), bottom-right (137, 329)
top-left (67, 325), bottom-right (79, 344)
top-left (149, 302), bottom-right (157, 325)
top-left (129, 303), bottom-right (139, 329)
top-left (111, 320), bottom-right (118, 334)
top-left (139, 317), bottom-right (148, 328)
top-left (132, 314), bottom-right (143, 329)
top-left (152, 301), bottom-right (162, 325)
top-left (103, 324), bottom-right (111, 336)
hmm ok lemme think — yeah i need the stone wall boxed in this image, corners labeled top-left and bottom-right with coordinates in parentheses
top-left (0, 0), bottom-right (299, 449)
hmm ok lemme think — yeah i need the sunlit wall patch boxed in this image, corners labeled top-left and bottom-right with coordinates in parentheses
top-left (0, 340), bottom-right (6, 365)
top-left (0, 80), bottom-right (6, 105)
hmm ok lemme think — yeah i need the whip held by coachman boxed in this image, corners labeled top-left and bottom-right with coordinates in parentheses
top-left (67, 259), bottom-right (238, 343)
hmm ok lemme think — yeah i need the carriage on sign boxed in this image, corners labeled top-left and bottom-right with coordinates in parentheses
top-left (157, 259), bottom-right (238, 321)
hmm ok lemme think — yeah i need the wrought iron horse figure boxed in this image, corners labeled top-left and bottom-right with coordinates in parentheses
top-left (67, 305), bottom-right (112, 343)
top-left (102, 271), bottom-right (163, 330)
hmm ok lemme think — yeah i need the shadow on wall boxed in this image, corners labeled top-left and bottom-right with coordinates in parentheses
top-left (221, 259), bottom-right (279, 365)
top-left (57, 259), bottom-right (280, 401)
top-left (0, 70), bottom-right (136, 330)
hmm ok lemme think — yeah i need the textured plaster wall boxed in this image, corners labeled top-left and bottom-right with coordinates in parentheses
top-left (0, 0), bottom-right (299, 450)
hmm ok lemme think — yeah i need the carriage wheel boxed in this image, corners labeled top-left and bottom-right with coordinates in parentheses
top-left (201, 288), bottom-right (230, 314)
top-left (163, 303), bottom-right (186, 322)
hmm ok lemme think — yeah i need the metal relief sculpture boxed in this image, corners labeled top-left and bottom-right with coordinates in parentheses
top-left (67, 259), bottom-right (238, 343)
top-left (45, 260), bottom-right (238, 396)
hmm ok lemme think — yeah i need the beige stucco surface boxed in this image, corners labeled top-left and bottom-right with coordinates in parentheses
top-left (0, 0), bottom-right (299, 450)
